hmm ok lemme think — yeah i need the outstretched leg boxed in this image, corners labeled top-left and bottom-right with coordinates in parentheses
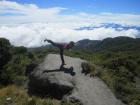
top-left (45, 39), bottom-right (60, 47)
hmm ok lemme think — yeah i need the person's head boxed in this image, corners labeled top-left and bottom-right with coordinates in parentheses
top-left (66, 41), bottom-right (75, 49)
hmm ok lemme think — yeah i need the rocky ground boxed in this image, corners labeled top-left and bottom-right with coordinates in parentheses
top-left (28, 54), bottom-right (124, 105)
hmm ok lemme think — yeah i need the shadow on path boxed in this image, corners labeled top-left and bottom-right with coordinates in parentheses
top-left (43, 65), bottom-right (76, 76)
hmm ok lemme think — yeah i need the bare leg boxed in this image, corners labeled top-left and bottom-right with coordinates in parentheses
top-left (45, 39), bottom-right (65, 65)
top-left (60, 48), bottom-right (65, 65)
top-left (46, 40), bottom-right (60, 47)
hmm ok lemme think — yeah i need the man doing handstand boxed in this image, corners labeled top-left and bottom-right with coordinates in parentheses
top-left (44, 39), bottom-right (75, 65)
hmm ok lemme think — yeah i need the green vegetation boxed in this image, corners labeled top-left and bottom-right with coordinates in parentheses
top-left (65, 50), bottom-right (140, 105)
top-left (0, 85), bottom-right (78, 105)
top-left (0, 37), bottom-right (140, 105)
top-left (0, 38), bottom-right (36, 86)
top-left (0, 38), bottom-right (79, 105)
top-left (75, 36), bottom-right (140, 53)
top-left (0, 38), bottom-right (11, 71)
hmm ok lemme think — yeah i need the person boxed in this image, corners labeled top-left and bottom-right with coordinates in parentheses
top-left (44, 39), bottom-right (75, 65)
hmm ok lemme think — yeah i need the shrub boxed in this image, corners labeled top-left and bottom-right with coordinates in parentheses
top-left (81, 62), bottom-right (95, 75)
top-left (0, 38), bottom-right (11, 70)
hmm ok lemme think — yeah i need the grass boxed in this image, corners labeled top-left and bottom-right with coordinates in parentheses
top-left (0, 85), bottom-right (60, 105)
top-left (0, 85), bottom-right (80, 105)
top-left (65, 50), bottom-right (140, 105)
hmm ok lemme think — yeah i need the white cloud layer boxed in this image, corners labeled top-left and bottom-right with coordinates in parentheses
top-left (0, 23), bottom-right (139, 47)
top-left (0, 1), bottom-right (140, 47)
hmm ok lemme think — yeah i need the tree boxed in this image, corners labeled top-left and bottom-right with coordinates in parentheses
top-left (0, 38), bottom-right (11, 71)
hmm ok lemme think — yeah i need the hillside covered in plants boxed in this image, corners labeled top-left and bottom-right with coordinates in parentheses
top-left (0, 37), bottom-right (140, 105)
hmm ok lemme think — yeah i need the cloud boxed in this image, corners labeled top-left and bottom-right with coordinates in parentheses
top-left (0, 0), bottom-right (66, 24)
top-left (0, 23), bottom-right (139, 47)
top-left (0, 0), bottom-right (65, 15)
top-left (0, 1), bottom-right (140, 47)
top-left (1, 1), bottom-right (140, 25)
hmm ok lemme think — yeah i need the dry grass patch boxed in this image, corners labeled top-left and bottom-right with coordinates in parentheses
top-left (0, 85), bottom-right (60, 105)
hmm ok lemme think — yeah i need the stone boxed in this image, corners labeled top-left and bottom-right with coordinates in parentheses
top-left (28, 54), bottom-right (124, 105)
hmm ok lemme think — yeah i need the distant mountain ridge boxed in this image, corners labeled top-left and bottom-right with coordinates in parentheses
top-left (74, 36), bottom-right (140, 52)
top-left (29, 36), bottom-right (140, 53)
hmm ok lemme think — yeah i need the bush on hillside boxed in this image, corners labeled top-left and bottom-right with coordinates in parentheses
top-left (0, 38), bottom-right (11, 70)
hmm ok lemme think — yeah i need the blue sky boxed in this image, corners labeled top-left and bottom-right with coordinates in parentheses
top-left (9, 0), bottom-right (140, 14)
top-left (0, 0), bottom-right (140, 47)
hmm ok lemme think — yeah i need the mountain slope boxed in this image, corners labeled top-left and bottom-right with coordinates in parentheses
top-left (74, 36), bottom-right (140, 52)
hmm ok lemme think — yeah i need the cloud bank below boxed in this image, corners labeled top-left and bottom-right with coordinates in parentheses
top-left (0, 1), bottom-right (140, 47)
top-left (0, 23), bottom-right (139, 47)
